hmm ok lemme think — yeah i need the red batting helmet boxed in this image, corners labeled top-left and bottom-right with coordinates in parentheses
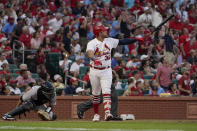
top-left (93, 25), bottom-right (109, 36)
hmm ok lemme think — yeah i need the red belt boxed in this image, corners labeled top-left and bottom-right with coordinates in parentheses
top-left (89, 65), bottom-right (110, 70)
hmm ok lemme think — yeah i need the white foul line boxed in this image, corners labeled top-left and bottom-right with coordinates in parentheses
top-left (0, 126), bottom-right (184, 131)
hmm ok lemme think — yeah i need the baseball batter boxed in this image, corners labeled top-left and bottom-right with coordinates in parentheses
top-left (86, 24), bottom-right (144, 121)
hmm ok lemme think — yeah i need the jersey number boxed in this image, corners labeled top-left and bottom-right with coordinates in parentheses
top-left (105, 55), bottom-right (110, 61)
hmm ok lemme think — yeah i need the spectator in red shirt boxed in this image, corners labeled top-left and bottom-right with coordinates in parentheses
top-left (41, 37), bottom-right (52, 52)
top-left (130, 0), bottom-right (143, 16)
top-left (54, 30), bottom-right (63, 42)
top-left (0, 37), bottom-right (12, 60)
top-left (36, 48), bottom-right (46, 74)
top-left (71, 0), bottom-right (79, 8)
top-left (168, 83), bottom-right (180, 95)
top-left (48, 0), bottom-right (57, 12)
top-left (155, 38), bottom-right (164, 56)
top-left (129, 70), bottom-right (144, 84)
top-left (129, 81), bottom-right (144, 96)
top-left (183, 20), bottom-right (194, 33)
top-left (111, 0), bottom-right (124, 7)
top-left (179, 28), bottom-right (191, 59)
top-left (191, 35), bottom-right (197, 50)
top-left (178, 67), bottom-right (191, 96)
top-left (51, 42), bottom-right (62, 53)
top-left (191, 60), bottom-right (197, 74)
top-left (137, 27), bottom-right (153, 55)
top-left (19, 26), bottom-right (32, 49)
top-left (0, 77), bottom-right (6, 95)
top-left (169, 16), bottom-right (184, 31)
top-left (20, 0), bottom-right (29, 13)
top-left (158, 0), bottom-right (168, 14)
top-left (83, 69), bottom-right (91, 89)
top-left (36, 48), bottom-right (46, 66)
top-left (0, 63), bottom-right (10, 76)
top-left (188, 4), bottom-right (197, 24)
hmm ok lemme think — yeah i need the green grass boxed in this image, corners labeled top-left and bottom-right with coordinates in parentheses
top-left (0, 120), bottom-right (197, 131)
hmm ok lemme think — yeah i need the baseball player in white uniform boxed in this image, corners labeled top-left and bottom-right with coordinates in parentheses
top-left (86, 24), bottom-right (144, 121)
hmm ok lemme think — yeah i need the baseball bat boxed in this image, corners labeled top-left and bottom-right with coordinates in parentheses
top-left (152, 14), bottom-right (175, 33)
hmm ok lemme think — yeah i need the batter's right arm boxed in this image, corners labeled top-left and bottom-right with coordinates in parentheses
top-left (86, 40), bottom-right (95, 60)
top-left (87, 50), bottom-right (102, 66)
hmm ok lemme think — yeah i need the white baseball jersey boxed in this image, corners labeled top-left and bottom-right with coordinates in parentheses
top-left (86, 38), bottom-right (119, 67)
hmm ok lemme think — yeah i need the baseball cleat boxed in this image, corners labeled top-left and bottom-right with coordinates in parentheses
top-left (92, 114), bottom-right (100, 122)
top-left (38, 110), bottom-right (50, 121)
top-left (77, 110), bottom-right (84, 119)
top-left (111, 116), bottom-right (123, 121)
top-left (2, 114), bottom-right (15, 121)
top-left (104, 113), bottom-right (113, 121)
top-left (77, 105), bottom-right (84, 119)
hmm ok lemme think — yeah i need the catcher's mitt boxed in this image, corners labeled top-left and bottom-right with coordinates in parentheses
top-left (38, 110), bottom-right (51, 121)
top-left (38, 109), bottom-right (57, 121)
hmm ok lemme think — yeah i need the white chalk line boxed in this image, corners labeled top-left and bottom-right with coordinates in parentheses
top-left (0, 126), bottom-right (184, 131)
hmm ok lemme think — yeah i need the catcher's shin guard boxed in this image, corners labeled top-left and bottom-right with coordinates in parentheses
top-left (8, 101), bottom-right (34, 117)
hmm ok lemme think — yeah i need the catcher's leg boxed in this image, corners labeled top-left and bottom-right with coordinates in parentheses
top-left (2, 101), bottom-right (34, 120)
top-left (111, 86), bottom-right (118, 117)
top-left (77, 94), bottom-right (103, 119)
top-left (77, 99), bottom-right (93, 119)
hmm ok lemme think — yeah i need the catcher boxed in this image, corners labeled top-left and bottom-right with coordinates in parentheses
top-left (2, 74), bottom-right (57, 121)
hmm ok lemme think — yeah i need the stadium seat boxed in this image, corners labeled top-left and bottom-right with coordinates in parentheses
top-left (11, 69), bottom-right (20, 73)
top-left (68, 57), bottom-right (75, 62)
top-left (56, 88), bottom-right (64, 96)
top-left (46, 53), bottom-right (61, 61)
top-left (120, 79), bottom-right (128, 83)
top-left (79, 66), bottom-right (89, 75)
top-left (122, 55), bottom-right (129, 61)
top-left (116, 89), bottom-right (125, 96)
top-left (31, 73), bottom-right (39, 80)
top-left (11, 73), bottom-right (19, 79)
top-left (143, 75), bottom-right (153, 79)
top-left (126, 70), bottom-right (130, 77)
top-left (9, 64), bottom-right (18, 70)
top-left (78, 74), bottom-right (85, 80)
top-left (121, 83), bottom-right (127, 89)
top-left (172, 80), bottom-right (178, 84)
top-left (46, 53), bottom-right (62, 76)
top-left (78, 81), bottom-right (84, 87)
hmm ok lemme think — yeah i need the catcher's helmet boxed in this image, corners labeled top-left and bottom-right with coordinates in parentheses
top-left (93, 25), bottom-right (109, 36)
top-left (38, 82), bottom-right (55, 101)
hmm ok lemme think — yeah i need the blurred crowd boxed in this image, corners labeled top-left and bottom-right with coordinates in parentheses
top-left (0, 0), bottom-right (197, 97)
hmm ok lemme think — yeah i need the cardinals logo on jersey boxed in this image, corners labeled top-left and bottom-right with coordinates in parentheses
top-left (94, 43), bottom-right (110, 56)
top-left (104, 44), bottom-right (110, 51)
top-left (94, 47), bottom-right (99, 55)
